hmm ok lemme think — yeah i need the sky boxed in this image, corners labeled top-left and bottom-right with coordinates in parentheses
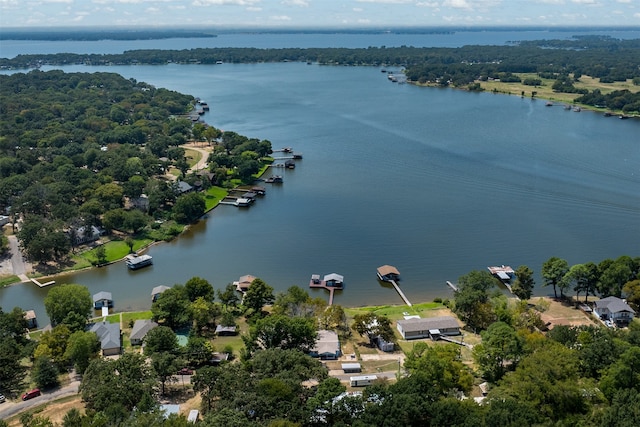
top-left (1, 0), bottom-right (639, 29)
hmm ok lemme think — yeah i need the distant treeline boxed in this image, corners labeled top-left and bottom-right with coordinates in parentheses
top-left (0, 29), bottom-right (218, 41)
top-left (2, 35), bottom-right (639, 112)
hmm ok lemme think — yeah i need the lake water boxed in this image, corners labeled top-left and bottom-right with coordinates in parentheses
top-left (1, 35), bottom-right (639, 324)
top-left (2, 28), bottom-right (640, 58)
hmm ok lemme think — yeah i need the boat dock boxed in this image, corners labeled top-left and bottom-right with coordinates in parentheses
top-left (30, 278), bottom-right (55, 288)
top-left (376, 265), bottom-right (412, 306)
top-left (446, 281), bottom-right (459, 292)
top-left (309, 273), bottom-right (344, 306)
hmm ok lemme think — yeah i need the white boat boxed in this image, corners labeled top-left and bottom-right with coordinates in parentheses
top-left (125, 254), bottom-right (153, 270)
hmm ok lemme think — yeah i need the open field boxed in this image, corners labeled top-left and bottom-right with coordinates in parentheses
top-left (477, 74), bottom-right (639, 111)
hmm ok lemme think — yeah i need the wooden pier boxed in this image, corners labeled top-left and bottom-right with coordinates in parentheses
top-left (31, 278), bottom-right (55, 288)
top-left (446, 281), bottom-right (459, 292)
top-left (389, 280), bottom-right (412, 307)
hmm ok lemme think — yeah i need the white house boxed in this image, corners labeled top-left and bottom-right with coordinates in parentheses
top-left (594, 296), bottom-right (635, 327)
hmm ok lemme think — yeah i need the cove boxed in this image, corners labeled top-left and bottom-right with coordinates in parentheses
top-left (1, 62), bottom-right (638, 325)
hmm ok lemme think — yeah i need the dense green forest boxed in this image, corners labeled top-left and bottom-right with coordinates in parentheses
top-left (0, 70), bottom-right (273, 266)
top-left (2, 254), bottom-right (640, 426)
top-left (2, 35), bottom-right (639, 112)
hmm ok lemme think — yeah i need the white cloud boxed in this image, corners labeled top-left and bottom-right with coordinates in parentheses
top-left (269, 15), bottom-right (291, 21)
top-left (443, 0), bottom-right (472, 9)
top-left (281, 0), bottom-right (308, 6)
top-left (571, 0), bottom-right (596, 4)
top-left (355, 0), bottom-right (414, 4)
top-left (353, 7), bottom-right (363, 12)
top-left (416, 1), bottom-right (440, 7)
top-left (192, 0), bottom-right (260, 6)
top-left (246, 6), bottom-right (262, 10)
top-left (616, 0), bottom-right (631, 3)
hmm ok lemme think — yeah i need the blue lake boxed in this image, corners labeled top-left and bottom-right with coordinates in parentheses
top-left (1, 59), bottom-right (639, 324)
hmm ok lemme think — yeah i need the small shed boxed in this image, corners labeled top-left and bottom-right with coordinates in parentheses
top-left (187, 409), bottom-right (199, 423)
top-left (93, 291), bottom-right (113, 309)
top-left (215, 325), bottom-right (237, 336)
top-left (151, 285), bottom-right (171, 302)
top-left (342, 363), bottom-right (362, 373)
top-left (24, 310), bottom-right (37, 329)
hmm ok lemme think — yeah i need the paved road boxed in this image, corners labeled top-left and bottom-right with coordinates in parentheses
top-left (0, 379), bottom-right (81, 420)
top-left (7, 234), bottom-right (29, 282)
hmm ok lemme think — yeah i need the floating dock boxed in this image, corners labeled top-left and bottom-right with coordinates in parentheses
top-left (309, 273), bottom-right (343, 306)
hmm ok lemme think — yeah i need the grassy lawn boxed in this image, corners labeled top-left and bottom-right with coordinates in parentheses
top-left (0, 274), bottom-right (20, 288)
top-left (184, 148), bottom-right (203, 168)
top-left (345, 301), bottom-right (446, 322)
top-left (477, 74), bottom-right (639, 111)
top-left (73, 236), bottom-right (154, 268)
top-left (204, 186), bottom-right (228, 211)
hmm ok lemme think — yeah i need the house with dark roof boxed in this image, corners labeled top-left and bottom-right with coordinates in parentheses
top-left (310, 330), bottom-right (341, 360)
top-left (396, 316), bottom-right (461, 340)
top-left (594, 296), bottom-right (635, 327)
top-left (130, 319), bottom-right (159, 346)
top-left (90, 321), bottom-right (121, 356)
top-left (175, 181), bottom-right (193, 195)
top-left (215, 325), bottom-right (238, 336)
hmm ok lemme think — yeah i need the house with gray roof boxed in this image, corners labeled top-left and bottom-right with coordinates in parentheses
top-left (130, 319), bottom-right (159, 346)
top-left (594, 296), bottom-right (635, 327)
top-left (396, 316), bottom-right (461, 340)
top-left (90, 321), bottom-right (121, 356)
top-left (310, 330), bottom-right (341, 360)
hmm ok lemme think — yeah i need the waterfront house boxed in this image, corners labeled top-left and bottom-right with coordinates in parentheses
top-left (396, 316), bottom-right (461, 340)
top-left (90, 321), bottom-right (121, 356)
top-left (377, 265), bottom-right (400, 282)
top-left (594, 296), bottom-right (635, 327)
top-left (130, 319), bottom-right (159, 346)
top-left (93, 291), bottom-right (113, 309)
top-left (175, 181), bottom-right (193, 195)
top-left (72, 225), bottom-right (102, 245)
top-left (310, 330), bottom-right (341, 360)
top-left (24, 310), bottom-right (37, 329)
top-left (151, 285), bottom-right (171, 302)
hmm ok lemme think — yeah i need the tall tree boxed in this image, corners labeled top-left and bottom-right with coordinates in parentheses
top-left (143, 325), bottom-right (179, 355)
top-left (43, 283), bottom-right (92, 328)
top-left (453, 270), bottom-right (497, 332)
top-left (185, 276), bottom-right (215, 302)
top-left (217, 283), bottom-right (240, 309)
top-left (511, 265), bottom-right (535, 300)
top-left (32, 356), bottom-right (60, 389)
top-left (151, 285), bottom-right (192, 329)
top-left (243, 315), bottom-right (318, 356)
top-left (541, 257), bottom-right (569, 299)
top-left (64, 330), bottom-right (101, 374)
top-left (473, 321), bottom-right (524, 382)
top-left (151, 352), bottom-right (180, 395)
top-left (242, 278), bottom-right (275, 317)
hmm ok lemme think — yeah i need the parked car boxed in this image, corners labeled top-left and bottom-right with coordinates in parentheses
top-left (0, 394), bottom-right (6, 403)
top-left (177, 368), bottom-right (194, 375)
top-left (21, 389), bottom-right (41, 401)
